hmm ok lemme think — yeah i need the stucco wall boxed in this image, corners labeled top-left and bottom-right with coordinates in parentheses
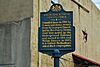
top-left (31, 0), bottom-right (100, 67)
top-left (0, 0), bottom-right (33, 23)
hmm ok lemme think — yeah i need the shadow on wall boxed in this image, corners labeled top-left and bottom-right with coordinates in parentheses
top-left (0, 17), bottom-right (31, 67)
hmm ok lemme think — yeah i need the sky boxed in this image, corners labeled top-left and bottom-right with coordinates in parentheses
top-left (52, 0), bottom-right (58, 3)
top-left (92, 0), bottom-right (100, 9)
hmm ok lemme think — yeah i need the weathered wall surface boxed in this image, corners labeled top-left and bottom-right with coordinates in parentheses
top-left (31, 0), bottom-right (100, 67)
top-left (0, 18), bottom-right (31, 67)
top-left (0, 0), bottom-right (33, 23)
top-left (0, 0), bottom-right (32, 67)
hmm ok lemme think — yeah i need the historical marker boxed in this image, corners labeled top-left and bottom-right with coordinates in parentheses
top-left (38, 3), bottom-right (75, 67)
top-left (39, 4), bottom-right (75, 54)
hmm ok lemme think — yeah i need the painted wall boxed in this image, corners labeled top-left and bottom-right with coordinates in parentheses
top-left (0, 0), bottom-right (33, 23)
top-left (0, 0), bottom-right (32, 67)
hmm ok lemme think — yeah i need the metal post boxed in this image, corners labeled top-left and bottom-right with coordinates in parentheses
top-left (53, 49), bottom-right (60, 67)
top-left (54, 57), bottom-right (60, 67)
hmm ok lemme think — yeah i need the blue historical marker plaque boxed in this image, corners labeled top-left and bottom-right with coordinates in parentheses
top-left (38, 4), bottom-right (75, 56)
